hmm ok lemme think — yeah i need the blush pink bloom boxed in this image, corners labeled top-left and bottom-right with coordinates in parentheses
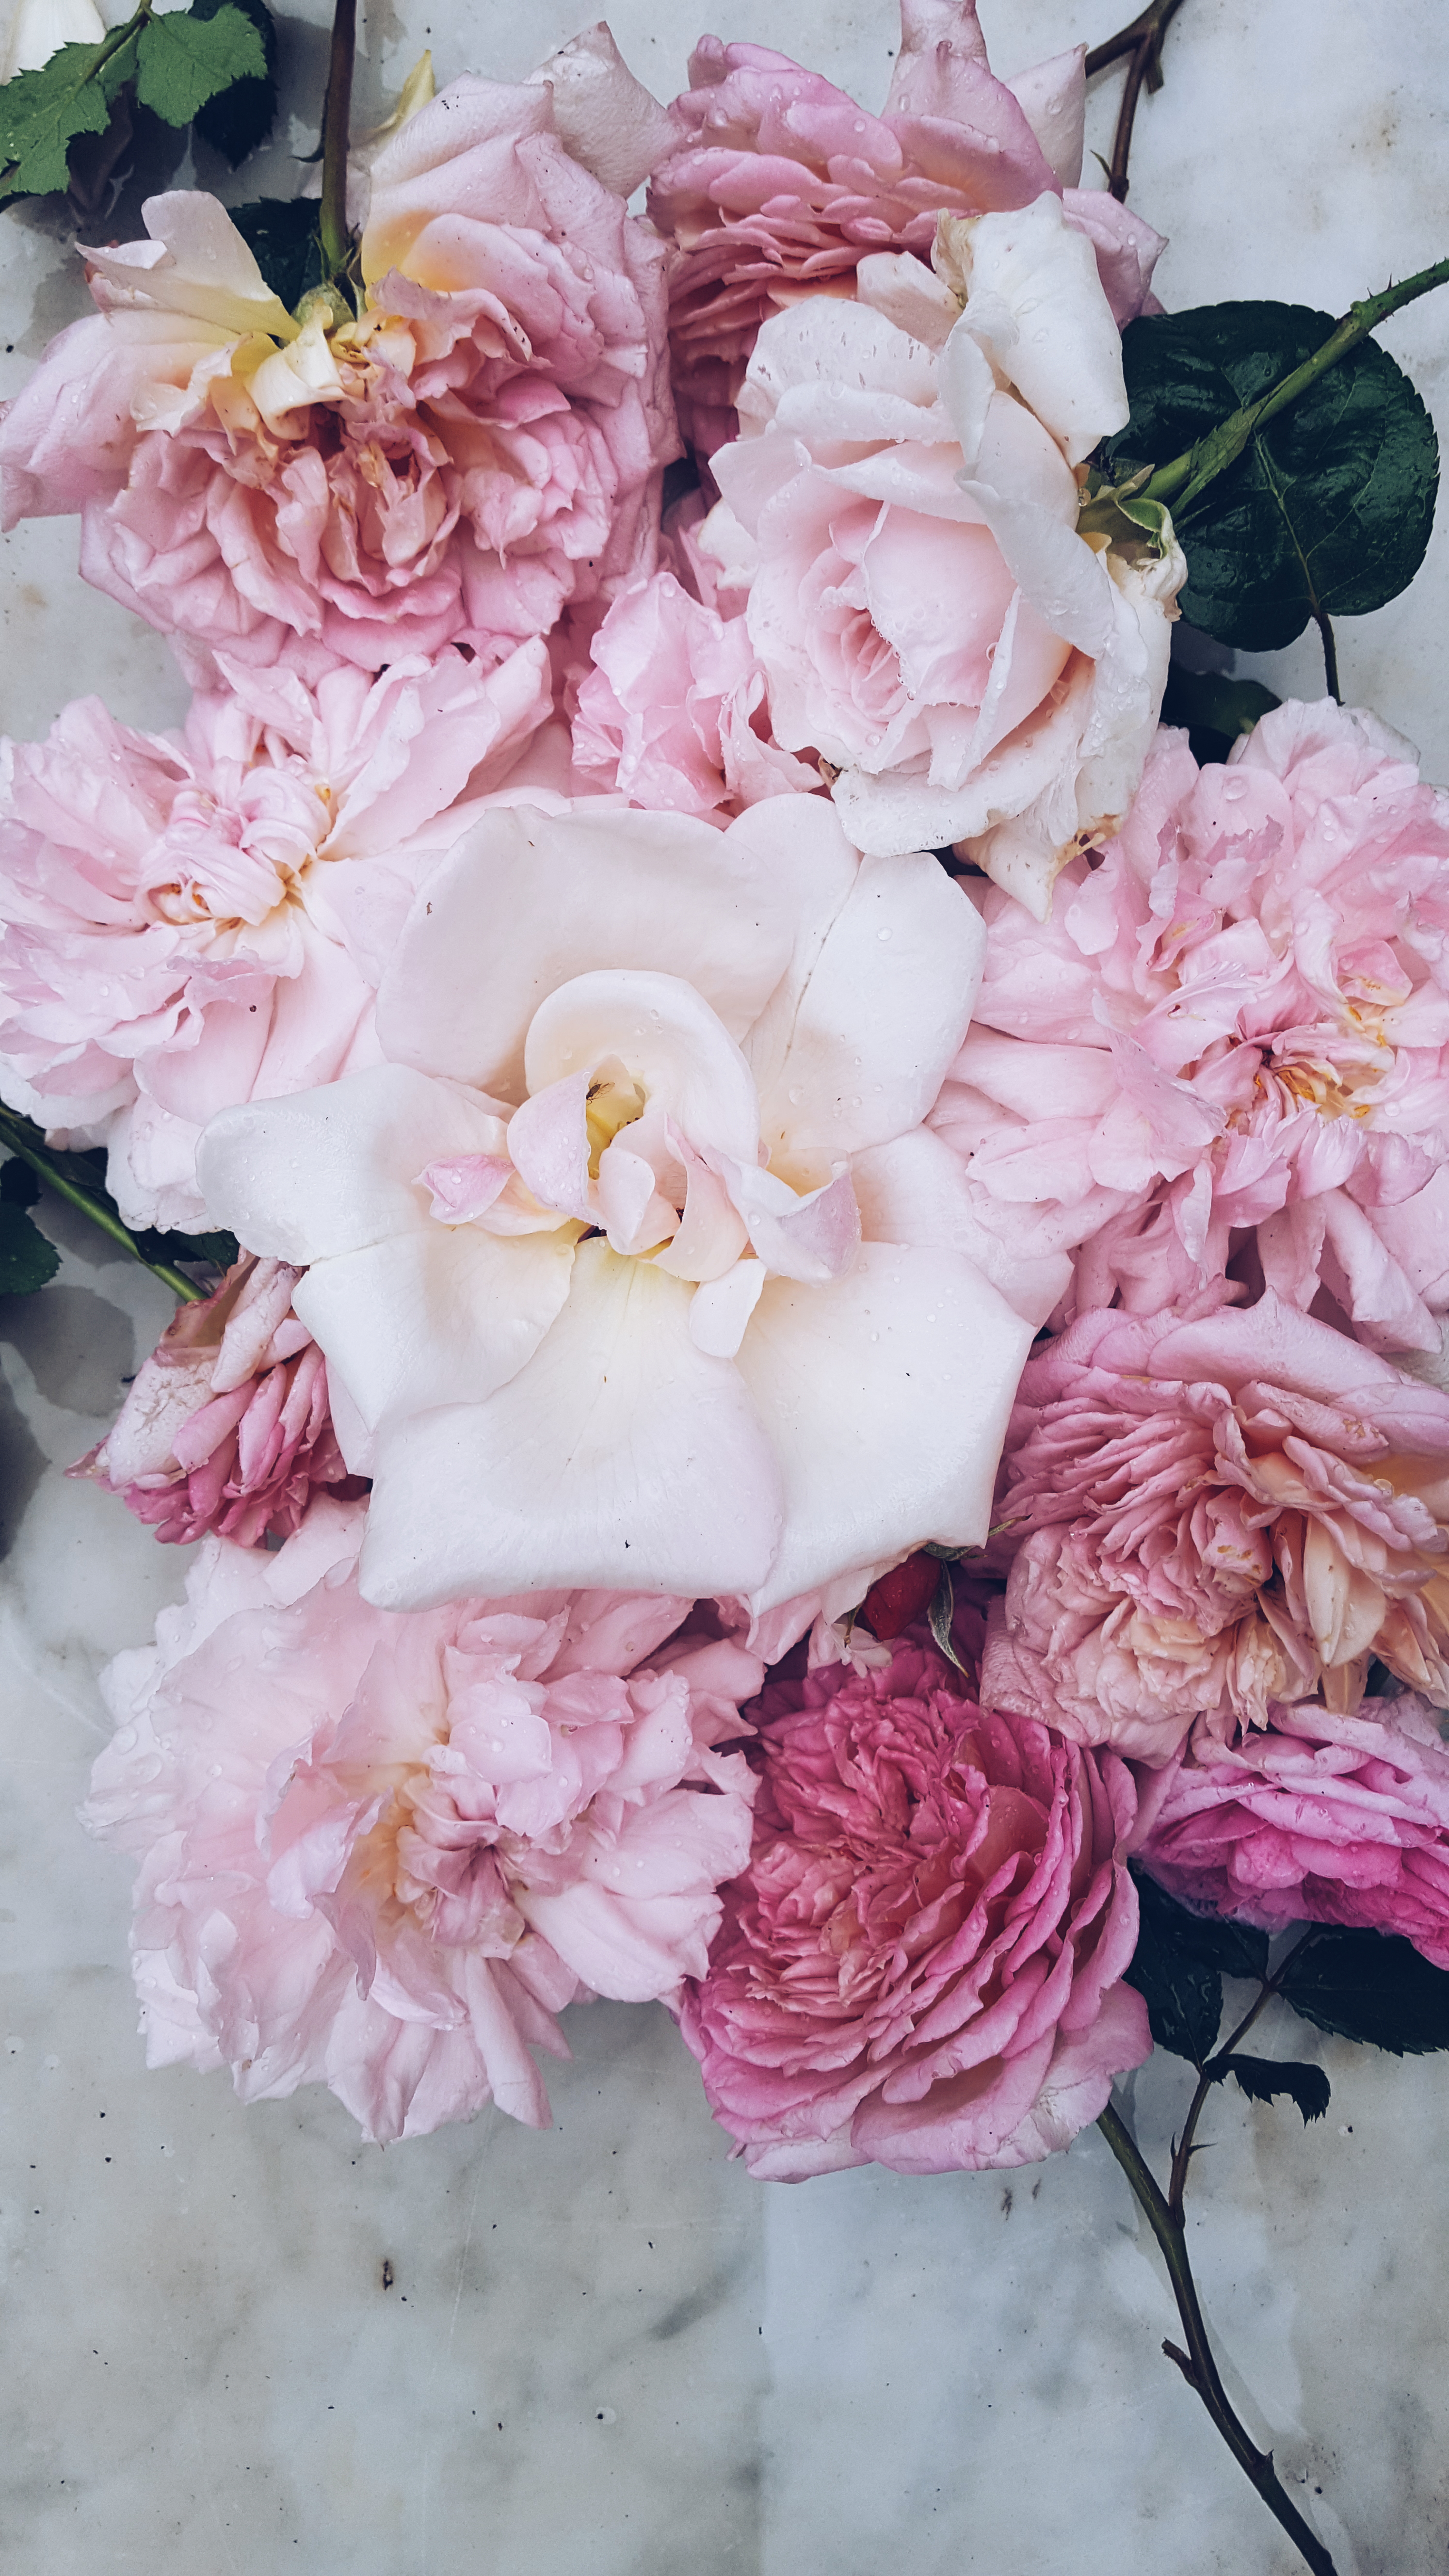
top-left (1134, 1693), bottom-right (1449, 1968)
top-left (0, 644), bottom-right (549, 1231)
top-left (981, 1297), bottom-right (1449, 1766)
top-left (0, 78), bottom-right (675, 685)
top-left (571, 569), bottom-right (820, 821)
top-left (938, 701), bottom-right (1449, 1352)
top-left (73, 1254), bottom-right (363, 1547)
top-left (649, 0), bottom-right (1165, 458)
top-left (82, 1499), bottom-right (761, 2143)
top-left (677, 1638), bottom-right (1150, 2178)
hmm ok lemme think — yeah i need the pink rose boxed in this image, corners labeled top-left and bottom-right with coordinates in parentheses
top-left (703, 213), bottom-right (1182, 889)
top-left (1135, 1693), bottom-right (1449, 1969)
top-left (982, 1297), bottom-right (1449, 1765)
top-left (939, 702), bottom-right (1449, 1352)
top-left (678, 1637), bottom-right (1150, 2178)
top-left (0, 82), bottom-right (675, 684)
top-left (571, 569), bottom-right (820, 821)
top-left (0, 645), bottom-right (549, 1230)
top-left (649, 2), bottom-right (1165, 457)
top-left (73, 1254), bottom-right (363, 1547)
top-left (82, 1500), bottom-right (761, 2142)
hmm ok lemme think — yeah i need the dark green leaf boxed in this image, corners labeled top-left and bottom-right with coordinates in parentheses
top-left (1160, 666), bottom-right (1280, 768)
top-left (0, 1157), bottom-right (40, 1209)
top-left (191, 0), bottom-right (276, 164)
top-left (1280, 1928), bottom-right (1449, 2055)
top-left (1221, 2054), bottom-right (1331, 2124)
top-left (228, 197), bottom-right (325, 309)
top-left (1125, 1935), bottom-right (1223, 2066)
top-left (134, 4), bottom-right (267, 129)
top-left (1131, 1865), bottom-right (1271, 1983)
top-left (0, 1201), bottom-right (60, 1296)
top-left (1106, 302), bottom-right (1440, 651)
top-left (0, 31), bottom-right (134, 201)
top-left (926, 1563), bottom-right (968, 1674)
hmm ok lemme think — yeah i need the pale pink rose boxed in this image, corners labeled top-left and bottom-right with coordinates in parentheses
top-left (1134, 1693), bottom-right (1449, 1968)
top-left (677, 1639), bottom-right (1150, 2178)
top-left (0, 644), bottom-right (549, 1230)
top-left (0, 82), bottom-right (676, 685)
top-left (981, 1297), bottom-right (1449, 1766)
top-left (939, 701), bottom-right (1449, 1353)
top-left (703, 213), bottom-right (1182, 893)
top-left (82, 1499), bottom-right (761, 2142)
top-left (73, 1254), bottom-right (364, 1547)
top-left (197, 795), bottom-right (1034, 1621)
top-left (571, 570), bottom-right (821, 821)
top-left (649, 2), bottom-right (1164, 458)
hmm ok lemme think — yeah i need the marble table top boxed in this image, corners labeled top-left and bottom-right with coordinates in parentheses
top-left (2, 4), bottom-right (1448, 2570)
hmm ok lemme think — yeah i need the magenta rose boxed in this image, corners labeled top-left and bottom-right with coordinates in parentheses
top-left (678, 1638), bottom-right (1150, 2178)
top-left (1135, 1694), bottom-right (1449, 1969)
top-left (982, 1297), bottom-right (1449, 1765)
top-left (649, 2), bottom-right (1164, 457)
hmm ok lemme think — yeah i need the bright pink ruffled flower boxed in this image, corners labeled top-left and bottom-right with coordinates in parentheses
top-left (74, 1254), bottom-right (362, 1546)
top-left (1134, 1693), bottom-right (1449, 1968)
top-left (0, 645), bottom-right (549, 1230)
top-left (937, 701), bottom-right (1449, 1351)
top-left (571, 569), bottom-right (820, 820)
top-left (1, 78), bottom-right (675, 684)
top-left (982, 1298), bottom-right (1449, 1765)
top-left (83, 1501), bottom-right (761, 2143)
top-left (678, 1638), bottom-right (1149, 2178)
top-left (649, 3), bottom-right (1164, 457)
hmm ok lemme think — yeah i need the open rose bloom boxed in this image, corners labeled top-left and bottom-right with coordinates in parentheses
top-left (197, 795), bottom-right (1033, 1622)
top-left (680, 1639), bottom-right (1150, 2177)
top-left (83, 1500), bottom-right (761, 2141)
top-left (0, 72), bottom-right (675, 686)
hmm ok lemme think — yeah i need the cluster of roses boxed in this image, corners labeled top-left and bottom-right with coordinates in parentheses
top-left (5, 0), bottom-right (1449, 2181)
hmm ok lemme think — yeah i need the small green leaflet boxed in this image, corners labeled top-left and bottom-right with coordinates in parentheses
top-left (135, 5), bottom-right (267, 129)
top-left (1220, 2055), bottom-right (1331, 2125)
top-left (0, 1160), bottom-right (60, 1297)
top-left (0, 1), bottom-right (267, 206)
top-left (1105, 302), bottom-right (1440, 652)
top-left (1279, 1928), bottom-right (1449, 2055)
top-left (191, 0), bottom-right (276, 165)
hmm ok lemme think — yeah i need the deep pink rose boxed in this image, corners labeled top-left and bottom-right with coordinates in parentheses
top-left (678, 1638), bottom-right (1149, 2178)
top-left (73, 1254), bottom-right (363, 1547)
top-left (649, 3), bottom-right (1164, 457)
top-left (1134, 1693), bottom-right (1449, 1968)
top-left (571, 569), bottom-right (820, 820)
top-left (0, 82), bottom-right (675, 684)
top-left (982, 1297), bottom-right (1449, 1764)
top-left (83, 1501), bottom-right (761, 2142)
top-left (936, 701), bottom-right (1449, 1352)
top-left (0, 646), bottom-right (549, 1230)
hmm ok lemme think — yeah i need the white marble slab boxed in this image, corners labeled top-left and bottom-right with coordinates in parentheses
top-left (3, 5), bottom-right (1449, 2571)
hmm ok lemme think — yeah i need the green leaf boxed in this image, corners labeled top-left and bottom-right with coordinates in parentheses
top-left (1221, 2054), bottom-right (1331, 2125)
top-left (1159, 665), bottom-right (1281, 768)
top-left (1279, 1928), bottom-right (1449, 2055)
top-left (1106, 302), bottom-right (1440, 651)
top-left (191, 0), bottom-right (276, 165)
top-left (135, 3), bottom-right (267, 130)
top-left (0, 1157), bottom-right (40, 1210)
top-left (228, 197), bottom-right (326, 309)
top-left (1125, 1940), bottom-right (1222, 2067)
top-left (0, 1199), bottom-right (60, 1296)
top-left (0, 30), bottom-right (135, 201)
top-left (1131, 1865), bottom-right (1271, 1984)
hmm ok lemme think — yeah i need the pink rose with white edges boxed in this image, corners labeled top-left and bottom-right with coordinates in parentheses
top-left (701, 201), bottom-right (1183, 906)
top-left (196, 796), bottom-right (1033, 1622)
top-left (83, 1500), bottom-right (761, 2143)
top-left (0, 644), bottom-right (549, 1232)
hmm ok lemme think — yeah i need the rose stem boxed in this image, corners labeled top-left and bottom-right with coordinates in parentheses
top-left (319, 0), bottom-right (358, 284)
top-left (1315, 610), bottom-right (1342, 702)
top-left (1142, 255), bottom-right (1449, 514)
top-left (1084, 0), bottom-right (1189, 203)
top-left (0, 1107), bottom-right (205, 1303)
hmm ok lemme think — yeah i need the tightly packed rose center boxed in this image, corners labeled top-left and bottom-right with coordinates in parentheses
top-left (200, 795), bottom-right (1033, 1616)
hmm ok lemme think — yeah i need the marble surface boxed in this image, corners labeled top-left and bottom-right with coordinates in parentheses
top-left (3, 4), bottom-right (1449, 2571)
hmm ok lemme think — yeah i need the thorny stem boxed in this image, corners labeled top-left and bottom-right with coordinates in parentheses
top-left (1165, 1928), bottom-right (1321, 2221)
top-left (0, 1108), bottom-right (204, 1303)
top-left (318, 0), bottom-right (357, 284)
top-left (1084, 0), bottom-right (1189, 202)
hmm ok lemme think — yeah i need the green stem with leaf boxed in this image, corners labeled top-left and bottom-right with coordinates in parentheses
top-left (0, 1107), bottom-right (205, 1303)
top-left (1085, 0), bottom-right (1189, 203)
top-left (318, 0), bottom-right (358, 284)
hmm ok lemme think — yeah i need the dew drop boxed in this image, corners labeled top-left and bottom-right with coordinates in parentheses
top-left (876, 927), bottom-right (893, 942)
